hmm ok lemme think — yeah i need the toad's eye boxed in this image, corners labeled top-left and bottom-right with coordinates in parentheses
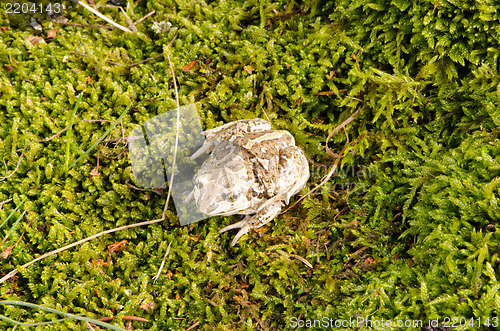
top-left (222, 192), bottom-right (238, 202)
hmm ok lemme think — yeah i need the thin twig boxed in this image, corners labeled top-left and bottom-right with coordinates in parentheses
top-left (96, 316), bottom-right (148, 322)
top-left (128, 53), bottom-right (164, 67)
top-left (127, 30), bottom-right (178, 67)
top-left (345, 95), bottom-right (363, 102)
top-left (99, 121), bottom-right (128, 160)
top-left (56, 21), bottom-right (114, 30)
top-left (325, 109), bottom-right (361, 158)
top-left (281, 109), bottom-right (362, 214)
top-left (289, 254), bottom-right (313, 268)
top-left (76, 0), bottom-right (132, 33)
top-left (134, 11), bottom-right (155, 26)
top-left (81, 119), bottom-right (113, 123)
top-left (125, 180), bottom-right (163, 195)
top-left (69, 51), bottom-right (124, 66)
top-left (433, 0), bottom-right (442, 14)
top-left (185, 320), bottom-right (199, 331)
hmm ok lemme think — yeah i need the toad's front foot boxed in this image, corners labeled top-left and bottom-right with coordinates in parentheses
top-left (219, 201), bottom-right (284, 246)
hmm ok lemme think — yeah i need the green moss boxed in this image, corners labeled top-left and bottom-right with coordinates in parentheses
top-left (1, 0), bottom-right (500, 329)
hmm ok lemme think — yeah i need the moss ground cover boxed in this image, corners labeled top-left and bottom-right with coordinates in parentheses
top-left (0, 0), bottom-right (499, 329)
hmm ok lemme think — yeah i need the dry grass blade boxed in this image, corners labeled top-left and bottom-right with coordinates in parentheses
top-left (0, 199), bottom-right (13, 210)
top-left (76, 0), bottom-right (132, 33)
top-left (162, 52), bottom-right (181, 220)
top-left (325, 108), bottom-right (361, 158)
top-left (152, 241), bottom-right (172, 283)
top-left (85, 321), bottom-right (96, 331)
top-left (150, 51), bottom-right (180, 282)
top-left (118, 6), bottom-right (137, 32)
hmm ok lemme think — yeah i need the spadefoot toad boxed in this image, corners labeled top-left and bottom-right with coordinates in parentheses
top-left (187, 118), bottom-right (309, 246)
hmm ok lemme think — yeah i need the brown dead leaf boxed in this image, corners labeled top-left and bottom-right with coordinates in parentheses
top-left (207, 249), bottom-right (213, 262)
top-left (183, 60), bottom-right (196, 72)
top-left (90, 167), bottom-right (100, 178)
top-left (166, 271), bottom-right (173, 280)
top-left (243, 65), bottom-right (254, 74)
top-left (123, 315), bottom-right (149, 322)
top-left (189, 234), bottom-right (200, 242)
top-left (0, 27), bottom-right (9, 31)
top-left (139, 301), bottom-right (156, 311)
top-left (1, 247), bottom-right (12, 259)
top-left (53, 16), bottom-right (68, 24)
top-left (90, 259), bottom-right (110, 268)
top-left (105, 240), bottom-right (128, 253)
top-left (97, 317), bottom-right (114, 322)
top-left (47, 29), bottom-right (57, 38)
top-left (4, 64), bottom-right (13, 71)
top-left (27, 35), bottom-right (43, 45)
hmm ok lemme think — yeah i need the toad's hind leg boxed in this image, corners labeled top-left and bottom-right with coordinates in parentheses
top-left (219, 201), bottom-right (284, 246)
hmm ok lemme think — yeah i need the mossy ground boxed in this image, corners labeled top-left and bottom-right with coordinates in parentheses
top-left (1, 0), bottom-right (500, 330)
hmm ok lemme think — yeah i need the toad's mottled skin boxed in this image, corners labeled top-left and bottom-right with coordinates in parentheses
top-left (186, 119), bottom-right (309, 246)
